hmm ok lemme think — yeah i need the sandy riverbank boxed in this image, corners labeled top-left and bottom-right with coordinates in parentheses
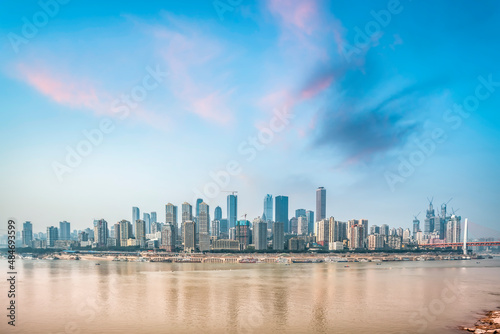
top-left (460, 310), bottom-right (500, 333)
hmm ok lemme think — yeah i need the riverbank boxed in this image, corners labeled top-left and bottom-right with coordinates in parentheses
top-left (460, 310), bottom-right (500, 333)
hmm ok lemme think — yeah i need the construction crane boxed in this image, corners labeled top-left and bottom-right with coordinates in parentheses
top-left (222, 190), bottom-right (238, 196)
top-left (451, 208), bottom-right (460, 215)
top-left (413, 212), bottom-right (421, 221)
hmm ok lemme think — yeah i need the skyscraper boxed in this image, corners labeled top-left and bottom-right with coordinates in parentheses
top-left (161, 223), bottom-right (176, 252)
top-left (212, 220), bottom-right (221, 239)
top-left (198, 202), bottom-right (210, 251)
top-left (316, 219), bottom-right (329, 246)
top-left (298, 216), bottom-right (308, 235)
top-left (263, 194), bottom-right (273, 222)
top-left (119, 220), bottom-right (132, 246)
top-left (150, 212), bottom-right (157, 223)
top-left (275, 195), bottom-right (289, 233)
top-left (272, 221), bottom-right (284, 250)
top-left (227, 194), bottom-right (238, 229)
top-left (214, 206), bottom-right (222, 221)
top-left (132, 207), bottom-right (140, 234)
top-left (94, 219), bottom-right (108, 247)
top-left (143, 213), bottom-right (150, 234)
top-left (196, 198), bottom-right (203, 217)
top-left (22, 221), bottom-right (33, 247)
top-left (59, 221), bottom-right (71, 240)
top-left (236, 220), bottom-right (250, 250)
top-left (181, 202), bottom-right (193, 240)
top-left (135, 219), bottom-right (146, 247)
top-left (166, 203), bottom-right (178, 239)
top-left (316, 187), bottom-right (326, 221)
top-left (113, 222), bottom-right (121, 243)
top-left (295, 209), bottom-right (306, 218)
top-left (183, 220), bottom-right (196, 251)
top-left (306, 210), bottom-right (314, 234)
top-left (253, 217), bottom-right (267, 250)
top-left (47, 226), bottom-right (58, 247)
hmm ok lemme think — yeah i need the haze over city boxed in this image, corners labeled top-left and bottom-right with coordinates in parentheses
top-left (1, 0), bottom-right (499, 233)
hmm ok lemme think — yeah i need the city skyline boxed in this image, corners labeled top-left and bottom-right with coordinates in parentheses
top-left (0, 0), bottom-right (499, 234)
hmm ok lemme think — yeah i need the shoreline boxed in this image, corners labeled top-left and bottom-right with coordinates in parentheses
top-left (460, 310), bottom-right (500, 333)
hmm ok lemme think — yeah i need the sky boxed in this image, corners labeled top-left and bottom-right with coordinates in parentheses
top-left (0, 0), bottom-right (499, 234)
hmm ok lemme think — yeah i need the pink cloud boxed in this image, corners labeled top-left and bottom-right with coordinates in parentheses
top-left (268, 0), bottom-right (319, 35)
top-left (18, 64), bottom-right (105, 112)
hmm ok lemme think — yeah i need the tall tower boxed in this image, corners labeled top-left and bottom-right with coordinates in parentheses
top-left (214, 206), bottom-right (222, 221)
top-left (463, 218), bottom-right (468, 255)
top-left (59, 221), bottom-right (71, 240)
top-left (22, 221), bottom-right (33, 247)
top-left (198, 202), bottom-right (210, 251)
top-left (132, 207), bottom-right (140, 233)
top-left (181, 202), bottom-right (193, 240)
top-left (263, 194), bottom-right (273, 222)
top-left (316, 187), bottom-right (326, 222)
top-left (227, 194), bottom-right (238, 229)
top-left (275, 195), bottom-right (289, 233)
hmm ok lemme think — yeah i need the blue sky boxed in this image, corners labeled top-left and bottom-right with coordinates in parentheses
top-left (0, 0), bottom-right (499, 233)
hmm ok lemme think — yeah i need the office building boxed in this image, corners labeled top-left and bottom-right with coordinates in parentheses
top-left (136, 219), bottom-right (146, 248)
top-left (295, 209), bottom-right (306, 218)
top-left (306, 210), bottom-right (314, 234)
top-left (263, 194), bottom-right (273, 223)
top-left (275, 195), bottom-right (289, 233)
top-left (198, 202), bottom-right (210, 251)
top-left (22, 221), bottom-right (33, 247)
top-left (183, 220), bottom-right (196, 251)
top-left (47, 226), bottom-right (59, 247)
top-left (214, 206), bottom-right (222, 221)
top-left (272, 221), bottom-right (284, 251)
top-left (181, 202), bottom-right (193, 239)
top-left (143, 213), bottom-right (151, 234)
top-left (132, 207), bottom-right (140, 234)
top-left (219, 218), bottom-right (229, 236)
top-left (212, 220), bottom-right (221, 239)
top-left (59, 221), bottom-right (71, 240)
top-left (290, 217), bottom-right (298, 234)
top-left (253, 217), bottom-right (267, 250)
top-left (227, 194), bottom-right (238, 229)
top-left (316, 187), bottom-right (326, 221)
top-left (288, 237), bottom-right (305, 251)
top-left (166, 203), bottom-right (178, 240)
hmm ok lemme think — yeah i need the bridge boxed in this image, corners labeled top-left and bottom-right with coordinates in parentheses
top-left (419, 218), bottom-right (500, 253)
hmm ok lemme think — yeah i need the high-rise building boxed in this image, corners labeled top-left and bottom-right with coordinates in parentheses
top-left (182, 202), bottom-right (193, 240)
top-left (413, 217), bottom-right (420, 237)
top-left (212, 220), bottom-right (221, 239)
top-left (214, 206), bottom-right (222, 221)
top-left (119, 220), bottom-right (132, 246)
top-left (272, 221), bottom-right (284, 250)
top-left (380, 224), bottom-right (389, 236)
top-left (446, 215), bottom-right (461, 243)
top-left (275, 195), bottom-right (289, 233)
top-left (297, 216), bottom-right (308, 235)
top-left (424, 201), bottom-right (435, 234)
top-left (358, 219), bottom-right (368, 240)
top-left (368, 234), bottom-right (384, 250)
top-left (47, 226), bottom-right (58, 247)
top-left (236, 220), bottom-right (250, 250)
top-left (132, 207), bottom-right (140, 234)
top-left (59, 221), bottom-right (71, 240)
top-left (295, 209), bottom-right (306, 218)
top-left (113, 222), bottom-right (121, 243)
top-left (22, 221), bottom-right (33, 247)
top-left (183, 221), bottom-right (196, 251)
top-left (316, 187), bottom-right (326, 222)
top-left (227, 194), bottom-right (238, 229)
top-left (349, 224), bottom-right (364, 250)
top-left (328, 217), bottom-right (343, 243)
top-left (253, 217), bottom-right (267, 250)
top-left (196, 198), bottom-right (203, 217)
top-left (135, 219), bottom-right (146, 247)
top-left (219, 218), bottom-right (229, 236)
top-left (166, 203), bottom-right (178, 240)
top-left (198, 202), bottom-right (210, 251)
top-left (160, 223), bottom-right (176, 252)
top-left (263, 194), bottom-right (273, 222)
top-left (306, 210), bottom-right (314, 234)
top-left (316, 219), bottom-right (329, 246)
top-left (143, 213), bottom-right (151, 235)
top-left (94, 219), bottom-right (108, 247)
top-left (289, 217), bottom-right (298, 234)
top-left (151, 212), bottom-right (157, 223)
top-left (370, 225), bottom-right (380, 235)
